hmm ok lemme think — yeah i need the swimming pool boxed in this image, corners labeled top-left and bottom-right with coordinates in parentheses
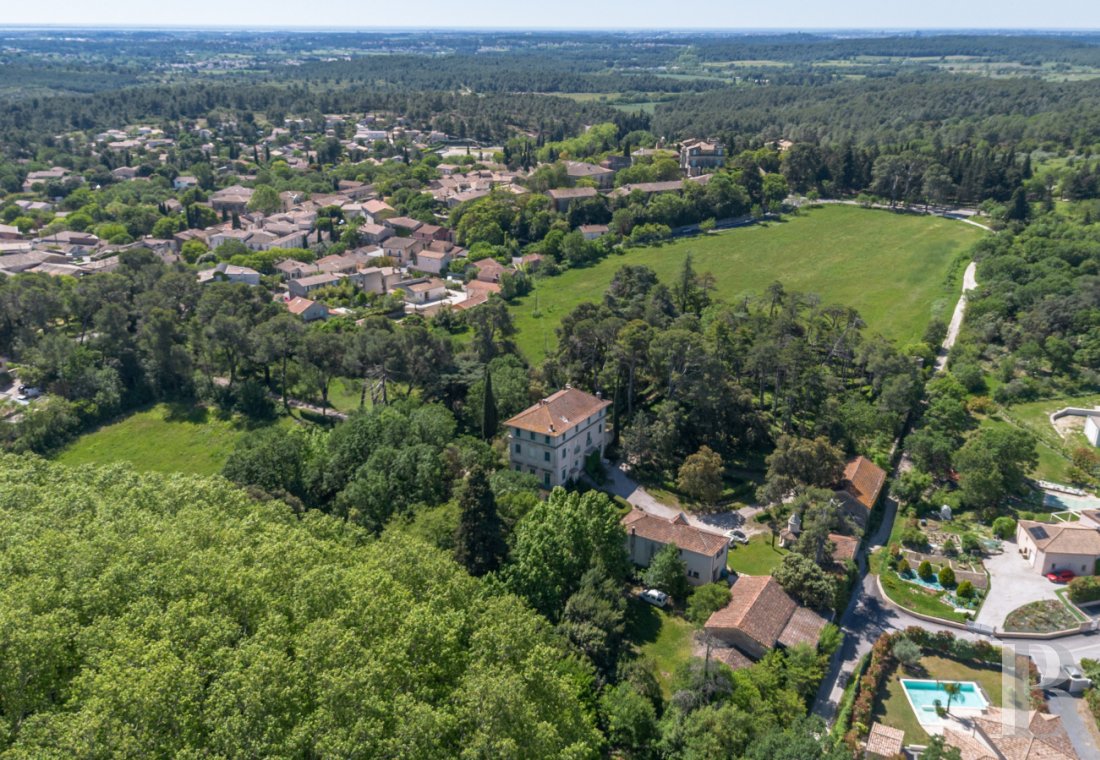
top-left (1043, 491), bottom-right (1100, 512)
top-left (900, 679), bottom-right (989, 725)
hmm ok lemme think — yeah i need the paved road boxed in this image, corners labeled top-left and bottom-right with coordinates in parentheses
top-left (603, 463), bottom-right (761, 535)
top-left (1046, 690), bottom-right (1100, 760)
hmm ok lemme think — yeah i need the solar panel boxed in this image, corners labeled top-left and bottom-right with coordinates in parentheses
top-left (1029, 526), bottom-right (1049, 540)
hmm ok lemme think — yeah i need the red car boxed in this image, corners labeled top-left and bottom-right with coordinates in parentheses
top-left (1046, 570), bottom-right (1075, 583)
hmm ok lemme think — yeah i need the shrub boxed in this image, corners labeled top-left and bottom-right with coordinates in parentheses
top-left (918, 560), bottom-right (934, 581)
top-left (943, 538), bottom-right (959, 557)
top-left (961, 533), bottom-right (982, 555)
top-left (1069, 576), bottom-right (1100, 604)
top-left (896, 558), bottom-right (911, 575)
top-left (992, 516), bottom-right (1017, 540)
top-left (938, 566), bottom-right (956, 588)
top-left (892, 638), bottom-right (922, 670)
top-left (900, 527), bottom-right (928, 550)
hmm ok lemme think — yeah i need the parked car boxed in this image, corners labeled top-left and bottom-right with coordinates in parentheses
top-left (638, 588), bottom-right (668, 608)
top-left (16, 387), bottom-right (41, 401)
top-left (725, 528), bottom-right (749, 545)
top-left (1046, 569), bottom-right (1075, 583)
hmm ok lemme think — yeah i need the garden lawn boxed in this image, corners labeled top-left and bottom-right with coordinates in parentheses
top-left (876, 555), bottom-right (971, 624)
top-left (874, 655), bottom-right (1005, 745)
top-left (54, 404), bottom-right (288, 476)
top-left (624, 599), bottom-right (695, 697)
top-left (999, 394), bottom-right (1100, 483)
top-left (727, 534), bottom-right (788, 576)
top-left (509, 205), bottom-right (983, 363)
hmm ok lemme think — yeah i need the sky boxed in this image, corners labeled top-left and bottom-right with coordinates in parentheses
top-left (5, 0), bottom-right (1100, 30)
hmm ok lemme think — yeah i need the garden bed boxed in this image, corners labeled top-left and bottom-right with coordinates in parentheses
top-left (1004, 599), bottom-right (1082, 633)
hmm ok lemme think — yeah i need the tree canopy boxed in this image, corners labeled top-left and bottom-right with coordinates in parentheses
top-left (0, 455), bottom-right (601, 758)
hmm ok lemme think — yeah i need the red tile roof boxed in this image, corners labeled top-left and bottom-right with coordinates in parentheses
top-left (622, 509), bottom-right (728, 557)
top-left (840, 456), bottom-right (887, 512)
top-left (505, 387), bottom-right (610, 437)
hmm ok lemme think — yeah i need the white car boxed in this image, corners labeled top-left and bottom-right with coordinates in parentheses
top-left (638, 588), bottom-right (669, 608)
top-left (16, 387), bottom-right (41, 402)
top-left (725, 528), bottom-right (749, 545)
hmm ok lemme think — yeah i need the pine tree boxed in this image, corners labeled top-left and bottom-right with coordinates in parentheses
top-left (481, 366), bottom-right (498, 440)
top-left (454, 467), bottom-right (507, 577)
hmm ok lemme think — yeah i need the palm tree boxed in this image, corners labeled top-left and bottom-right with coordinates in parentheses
top-left (934, 682), bottom-right (963, 719)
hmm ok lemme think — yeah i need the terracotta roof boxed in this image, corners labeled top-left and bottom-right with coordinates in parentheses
top-left (547, 187), bottom-right (599, 200)
top-left (711, 646), bottom-right (754, 671)
top-left (705, 575), bottom-right (796, 651)
top-left (866, 723), bottom-right (905, 758)
top-left (407, 278), bottom-right (446, 293)
top-left (972, 709), bottom-right (1080, 760)
top-left (840, 456), bottom-right (887, 512)
top-left (565, 161), bottom-right (614, 177)
top-left (776, 605), bottom-right (828, 649)
top-left (829, 533), bottom-right (860, 564)
top-left (505, 386), bottom-right (610, 438)
top-left (943, 728), bottom-right (998, 760)
top-left (622, 508), bottom-right (728, 557)
top-left (286, 297), bottom-right (322, 316)
top-left (1020, 521), bottom-right (1100, 556)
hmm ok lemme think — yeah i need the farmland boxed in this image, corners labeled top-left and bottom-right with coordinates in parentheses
top-left (509, 205), bottom-right (984, 363)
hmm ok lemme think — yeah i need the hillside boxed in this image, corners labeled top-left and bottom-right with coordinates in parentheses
top-left (510, 205), bottom-right (984, 363)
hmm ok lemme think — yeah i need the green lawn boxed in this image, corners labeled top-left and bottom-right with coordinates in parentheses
top-left (54, 404), bottom-right (288, 476)
top-left (875, 554), bottom-right (972, 623)
top-left (511, 205), bottom-right (983, 363)
top-left (997, 394), bottom-right (1100, 483)
top-left (874, 655), bottom-right (1005, 744)
top-left (624, 599), bottom-right (696, 697)
top-left (727, 534), bottom-right (788, 576)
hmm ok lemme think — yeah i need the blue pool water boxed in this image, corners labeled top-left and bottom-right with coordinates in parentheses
top-left (901, 680), bottom-right (988, 724)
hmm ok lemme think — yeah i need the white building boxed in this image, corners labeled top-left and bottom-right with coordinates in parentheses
top-left (1016, 520), bottom-right (1100, 576)
top-left (622, 508), bottom-right (729, 585)
top-left (505, 387), bottom-right (611, 488)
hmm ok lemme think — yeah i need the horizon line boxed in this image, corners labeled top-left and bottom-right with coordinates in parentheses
top-left (2, 24), bottom-right (1100, 34)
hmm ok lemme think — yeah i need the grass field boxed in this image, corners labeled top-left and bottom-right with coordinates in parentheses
top-left (874, 656), bottom-right (1004, 744)
top-left (510, 205), bottom-right (983, 363)
top-left (625, 599), bottom-right (696, 697)
top-left (998, 394), bottom-right (1100, 482)
top-left (54, 403), bottom-right (288, 476)
top-left (727, 534), bottom-right (788, 576)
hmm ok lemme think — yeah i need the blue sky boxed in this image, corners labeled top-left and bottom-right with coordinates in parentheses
top-left (5, 1), bottom-right (1100, 30)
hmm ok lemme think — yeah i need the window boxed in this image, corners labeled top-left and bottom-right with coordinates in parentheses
top-left (561, 469), bottom-right (566, 482)
top-left (544, 451), bottom-right (550, 462)
top-left (545, 435), bottom-right (550, 444)
top-left (530, 431), bottom-right (535, 440)
top-left (514, 443), bottom-right (521, 454)
top-left (544, 472), bottom-right (551, 487)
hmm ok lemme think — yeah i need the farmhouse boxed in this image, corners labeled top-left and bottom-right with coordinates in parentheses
top-left (704, 575), bottom-right (828, 661)
top-left (285, 297), bottom-right (329, 322)
top-left (505, 386), bottom-right (611, 488)
top-left (564, 160), bottom-right (616, 189)
top-left (679, 139), bottom-right (725, 176)
top-left (1016, 520), bottom-right (1100, 576)
top-left (547, 187), bottom-right (599, 212)
top-left (622, 509), bottom-right (729, 585)
top-left (835, 456), bottom-right (887, 529)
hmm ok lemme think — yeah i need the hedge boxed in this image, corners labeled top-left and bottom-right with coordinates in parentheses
top-left (1069, 576), bottom-right (1100, 604)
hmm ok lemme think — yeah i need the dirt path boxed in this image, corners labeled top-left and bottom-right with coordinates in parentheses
top-left (935, 261), bottom-right (978, 373)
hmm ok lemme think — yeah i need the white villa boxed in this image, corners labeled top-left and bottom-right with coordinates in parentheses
top-left (505, 386), bottom-right (611, 488)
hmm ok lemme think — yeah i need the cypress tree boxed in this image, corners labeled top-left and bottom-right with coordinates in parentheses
top-left (453, 467), bottom-right (507, 577)
top-left (481, 366), bottom-right (498, 440)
